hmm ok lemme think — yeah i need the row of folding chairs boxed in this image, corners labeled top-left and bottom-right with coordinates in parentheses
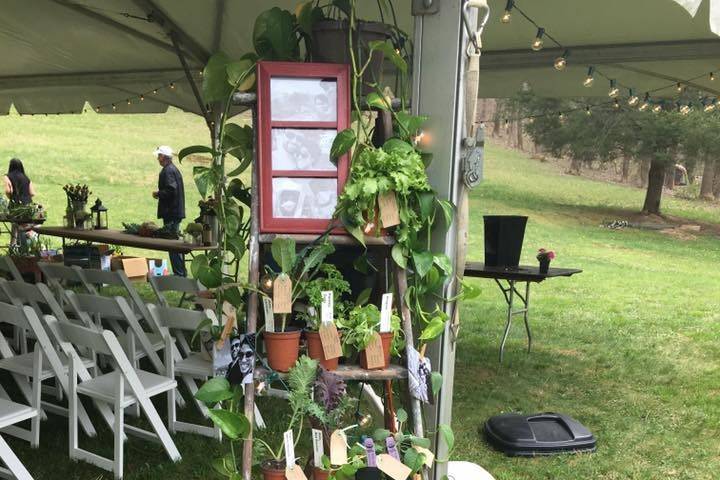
top-left (0, 261), bottom-right (222, 479)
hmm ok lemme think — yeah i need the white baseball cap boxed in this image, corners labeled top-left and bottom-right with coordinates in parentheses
top-left (154, 145), bottom-right (174, 157)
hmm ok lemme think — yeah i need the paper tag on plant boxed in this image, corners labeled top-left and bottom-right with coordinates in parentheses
top-left (284, 429), bottom-right (296, 469)
top-left (273, 274), bottom-right (292, 314)
top-left (330, 430), bottom-right (348, 465)
top-left (378, 191), bottom-right (400, 228)
top-left (263, 297), bottom-right (274, 333)
top-left (364, 332), bottom-right (386, 369)
top-left (285, 465), bottom-right (308, 480)
top-left (319, 322), bottom-right (342, 360)
top-left (413, 446), bottom-right (435, 467)
top-left (321, 290), bottom-right (333, 325)
top-left (215, 302), bottom-right (236, 349)
top-left (380, 293), bottom-right (393, 333)
top-left (377, 453), bottom-right (412, 480)
top-left (312, 429), bottom-right (324, 468)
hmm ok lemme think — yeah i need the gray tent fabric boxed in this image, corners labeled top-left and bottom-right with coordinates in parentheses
top-left (673, 0), bottom-right (720, 33)
top-left (0, 0), bottom-right (717, 114)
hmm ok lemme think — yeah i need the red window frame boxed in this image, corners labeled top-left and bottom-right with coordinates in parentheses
top-left (257, 61), bottom-right (350, 234)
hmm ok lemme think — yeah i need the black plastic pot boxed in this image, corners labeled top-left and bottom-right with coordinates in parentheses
top-left (483, 215), bottom-right (528, 269)
top-left (355, 467), bottom-right (383, 480)
top-left (311, 20), bottom-right (390, 94)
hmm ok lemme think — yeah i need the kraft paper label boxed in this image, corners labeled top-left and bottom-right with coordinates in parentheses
top-left (378, 191), bottom-right (400, 228)
top-left (273, 274), bottom-right (292, 314)
top-left (364, 332), bottom-right (385, 370)
top-left (330, 430), bottom-right (348, 466)
top-left (319, 322), bottom-right (342, 360)
top-left (376, 453), bottom-right (412, 480)
top-left (285, 465), bottom-right (308, 480)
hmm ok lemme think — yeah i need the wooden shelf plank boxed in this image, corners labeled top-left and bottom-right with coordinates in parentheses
top-left (258, 233), bottom-right (394, 246)
top-left (255, 364), bottom-right (407, 382)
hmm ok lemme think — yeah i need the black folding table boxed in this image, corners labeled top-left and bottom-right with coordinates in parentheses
top-left (464, 262), bottom-right (583, 362)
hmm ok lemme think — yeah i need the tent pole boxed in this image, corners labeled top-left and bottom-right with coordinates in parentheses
top-left (170, 33), bottom-right (210, 123)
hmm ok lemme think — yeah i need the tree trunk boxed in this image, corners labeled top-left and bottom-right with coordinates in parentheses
top-left (515, 119), bottom-right (524, 151)
top-left (621, 156), bottom-right (631, 183)
top-left (700, 158), bottom-right (716, 200)
top-left (569, 158), bottom-right (582, 175)
top-left (642, 158), bottom-right (666, 215)
top-left (639, 157), bottom-right (651, 187)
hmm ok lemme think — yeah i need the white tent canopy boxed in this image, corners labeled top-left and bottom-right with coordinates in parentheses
top-left (1, 0), bottom-right (718, 116)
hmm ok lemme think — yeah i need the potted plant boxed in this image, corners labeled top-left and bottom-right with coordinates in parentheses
top-left (537, 248), bottom-right (556, 274)
top-left (337, 303), bottom-right (403, 370)
top-left (264, 237), bottom-right (335, 372)
top-left (63, 183), bottom-right (92, 228)
top-left (297, 0), bottom-right (408, 94)
top-left (296, 263), bottom-right (352, 370)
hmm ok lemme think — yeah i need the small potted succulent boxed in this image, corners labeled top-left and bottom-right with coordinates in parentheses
top-left (536, 248), bottom-right (556, 274)
top-left (337, 303), bottom-right (403, 370)
top-left (296, 263), bottom-right (352, 370)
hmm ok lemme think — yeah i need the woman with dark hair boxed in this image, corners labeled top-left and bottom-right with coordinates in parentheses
top-left (3, 158), bottom-right (35, 204)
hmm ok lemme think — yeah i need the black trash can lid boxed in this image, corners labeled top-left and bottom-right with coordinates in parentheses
top-left (483, 412), bottom-right (596, 457)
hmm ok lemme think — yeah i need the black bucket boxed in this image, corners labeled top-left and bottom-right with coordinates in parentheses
top-left (483, 215), bottom-right (528, 268)
top-left (355, 467), bottom-right (383, 480)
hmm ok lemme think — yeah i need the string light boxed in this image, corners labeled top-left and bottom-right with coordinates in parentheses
top-left (111, 103), bottom-right (117, 111)
top-left (627, 89), bottom-right (639, 107)
top-left (140, 95), bottom-right (145, 102)
top-left (583, 66), bottom-right (595, 87)
top-left (652, 103), bottom-right (662, 114)
top-left (676, 83), bottom-right (683, 92)
top-left (531, 27), bottom-right (545, 51)
top-left (711, 72), bottom-right (716, 81)
top-left (199, 70), bottom-right (204, 77)
top-left (613, 98), bottom-right (621, 110)
top-left (703, 98), bottom-right (716, 113)
top-left (585, 105), bottom-right (592, 115)
top-left (554, 50), bottom-right (569, 71)
top-left (169, 82), bottom-right (176, 90)
top-left (639, 93), bottom-right (650, 111)
top-left (501, 0), bottom-right (514, 23)
top-left (558, 111), bottom-right (565, 123)
top-left (153, 88), bottom-right (158, 94)
top-left (608, 79), bottom-right (620, 98)
top-left (680, 102), bottom-right (691, 115)
top-left (126, 99), bottom-right (131, 105)
top-left (96, 106), bottom-right (101, 113)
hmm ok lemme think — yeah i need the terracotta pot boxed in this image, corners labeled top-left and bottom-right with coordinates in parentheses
top-left (312, 467), bottom-right (330, 480)
top-left (261, 461), bottom-right (286, 480)
top-left (264, 330), bottom-right (301, 372)
top-left (305, 330), bottom-right (342, 371)
top-left (359, 331), bottom-right (394, 370)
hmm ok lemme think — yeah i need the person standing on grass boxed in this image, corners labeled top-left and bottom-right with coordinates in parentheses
top-left (152, 146), bottom-right (186, 277)
top-left (4, 158), bottom-right (37, 247)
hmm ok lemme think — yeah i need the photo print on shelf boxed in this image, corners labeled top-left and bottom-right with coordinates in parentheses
top-left (407, 346), bottom-right (432, 404)
top-left (213, 333), bottom-right (256, 385)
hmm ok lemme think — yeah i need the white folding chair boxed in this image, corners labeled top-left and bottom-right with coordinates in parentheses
top-left (0, 258), bottom-right (24, 283)
top-left (0, 279), bottom-right (117, 437)
top-left (147, 304), bottom-right (220, 439)
top-left (36, 263), bottom-right (87, 307)
top-left (57, 320), bottom-right (180, 479)
top-left (149, 275), bottom-right (204, 309)
top-left (0, 308), bottom-right (41, 480)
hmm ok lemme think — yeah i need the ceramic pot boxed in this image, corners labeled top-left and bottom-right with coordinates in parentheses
top-left (261, 461), bottom-right (286, 480)
top-left (359, 331), bottom-right (394, 370)
top-left (312, 467), bottom-right (330, 480)
top-left (538, 258), bottom-right (550, 274)
top-left (264, 329), bottom-right (301, 372)
top-left (305, 330), bottom-right (342, 371)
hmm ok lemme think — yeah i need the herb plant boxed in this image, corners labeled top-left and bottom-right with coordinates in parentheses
top-left (296, 263), bottom-right (353, 330)
top-left (336, 303), bottom-right (404, 357)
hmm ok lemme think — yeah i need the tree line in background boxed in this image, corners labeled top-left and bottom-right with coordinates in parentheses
top-left (480, 92), bottom-right (720, 216)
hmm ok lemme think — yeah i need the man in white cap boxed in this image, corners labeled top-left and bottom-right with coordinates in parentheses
top-left (152, 145), bottom-right (186, 276)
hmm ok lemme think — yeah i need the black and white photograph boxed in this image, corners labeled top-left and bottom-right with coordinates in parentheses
top-left (272, 177), bottom-right (337, 219)
top-left (270, 77), bottom-right (337, 122)
top-left (213, 333), bottom-right (255, 385)
top-left (407, 346), bottom-right (432, 404)
top-left (271, 128), bottom-right (336, 171)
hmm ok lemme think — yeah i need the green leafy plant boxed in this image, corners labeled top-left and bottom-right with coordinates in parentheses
top-left (295, 263), bottom-right (353, 330)
top-left (336, 303), bottom-right (404, 357)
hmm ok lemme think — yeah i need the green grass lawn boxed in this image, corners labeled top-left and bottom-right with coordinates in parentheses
top-left (0, 110), bottom-right (718, 479)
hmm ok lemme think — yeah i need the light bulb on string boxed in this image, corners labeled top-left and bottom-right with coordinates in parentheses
top-left (639, 93), bottom-right (650, 111)
top-left (96, 106), bottom-right (101, 113)
top-left (558, 111), bottom-right (565, 123)
top-left (531, 27), bottom-right (545, 51)
top-left (613, 98), bottom-right (621, 110)
top-left (652, 103), bottom-right (662, 114)
top-left (583, 66), bottom-right (595, 87)
top-left (585, 105), bottom-right (592, 115)
top-left (501, 0), bottom-right (514, 23)
top-left (126, 99), bottom-right (131, 105)
top-left (608, 79), bottom-right (620, 98)
top-left (140, 95), bottom-right (145, 102)
top-left (153, 88), bottom-right (158, 94)
top-left (627, 89), bottom-right (639, 107)
top-left (112, 103), bottom-right (116, 111)
top-left (703, 98), bottom-right (716, 113)
top-left (527, 117), bottom-right (534, 124)
top-left (680, 102), bottom-right (691, 115)
top-left (711, 72), bottom-right (716, 81)
top-left (554, 50), bottom-right (569, 71)
top-left (169, 82), bottom-right (176, 90)
top-left (676, 83), bottom-right (683, 93)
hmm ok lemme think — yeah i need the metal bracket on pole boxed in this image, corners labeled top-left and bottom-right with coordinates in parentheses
top-left (412, 0), bottom-right (440, 16)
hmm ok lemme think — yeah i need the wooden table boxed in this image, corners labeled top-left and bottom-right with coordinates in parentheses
top-left (464, 262), bottom-right (583, 362)
top-left (35, 226), bottom-right (216, 254)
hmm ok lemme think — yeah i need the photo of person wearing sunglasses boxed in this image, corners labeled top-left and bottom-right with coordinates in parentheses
top-left (225, 334), bottom-right (255, 386)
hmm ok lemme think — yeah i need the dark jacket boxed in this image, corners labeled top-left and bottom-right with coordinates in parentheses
top-left (7, 171), bottom-right (31, 204)
top-left (157, 162), bottom-right (185, 220)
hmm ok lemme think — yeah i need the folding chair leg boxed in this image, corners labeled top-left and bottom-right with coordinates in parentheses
top-left (167, 381), bottom-right (176, 434)
top-left (0, 436), bottom-right (32, 480)
top-left (114, 383), bottom-right (124, 480)
top-left (137, 394), bottom-right (180, 462)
